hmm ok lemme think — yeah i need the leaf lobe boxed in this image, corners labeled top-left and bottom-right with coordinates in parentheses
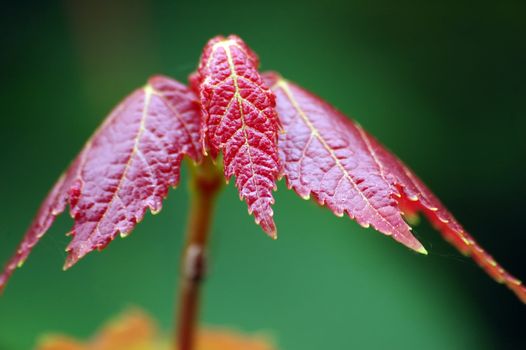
top-left (196, 35), bottom-right (281, 236)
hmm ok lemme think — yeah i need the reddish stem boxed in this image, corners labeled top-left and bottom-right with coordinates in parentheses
top-left (176, 157), bottom-right (222, 350)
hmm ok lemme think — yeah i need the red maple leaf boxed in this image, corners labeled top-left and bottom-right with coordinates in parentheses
top-left (1, 35), bottom-right (524, 306)
top-left (196, 35), bottom-right (281, 236)
top-left (264, 72), bottom-right (525, 302)
top-left (0, 76), bottom-right (202, 289)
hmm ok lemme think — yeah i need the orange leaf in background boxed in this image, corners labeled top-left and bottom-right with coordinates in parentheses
top-left (37, 309), bottom-right (160, 350)
top-left (36, 309), bottom-right (276, 350)
top-left (195, 329), bottom-right (275, 350)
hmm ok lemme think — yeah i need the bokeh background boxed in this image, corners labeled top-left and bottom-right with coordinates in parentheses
top-left (1, 0), bottom-right (525, 349)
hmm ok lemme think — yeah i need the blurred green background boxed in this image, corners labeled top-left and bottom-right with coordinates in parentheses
top-left (1, 0), bottom-right (525, 349)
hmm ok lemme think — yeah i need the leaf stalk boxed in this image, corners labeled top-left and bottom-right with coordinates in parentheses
top-left (176, 157), bottom-right (223, 350)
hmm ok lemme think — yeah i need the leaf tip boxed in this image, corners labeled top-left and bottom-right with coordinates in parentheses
top-left (0, 277), bottom-right (6, 295)
top-left (142, 83), bottom-right (154, 95)
top-left (392, 231), bottom-right (427, 256)
top-left (416, 245), bottom-right (428, 255)
top-left (63, 252), bottom-right (80, 271)
top-left (406, 237), bottom-right (427, 255)
top-left (16, 259), bottom-right (25, 268)
top-left (258, 216), bottom-right (278, 240)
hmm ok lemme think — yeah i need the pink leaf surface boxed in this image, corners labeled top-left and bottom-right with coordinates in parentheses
top-left (196, 35), bottom-right (281, 236)
top-left (0, 76), bottom-right (202, 292)
top-left (265, 72), bottom-right (526, 302)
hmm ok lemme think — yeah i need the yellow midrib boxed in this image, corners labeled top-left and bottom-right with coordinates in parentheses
top-left (221, 43), bottom-right (264, 211)
top-left (78, 86), bottom-right (153, 255)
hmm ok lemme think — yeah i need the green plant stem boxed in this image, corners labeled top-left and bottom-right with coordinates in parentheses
top-left (176, 157), bottom-right (222, 350)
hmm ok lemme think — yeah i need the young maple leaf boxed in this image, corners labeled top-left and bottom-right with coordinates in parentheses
top-left (0, 34), bottom-right (524, 305)
top-left (0, 76), bottom-right (202, 290)
top-left (263, 72), bottom-right (526, 302)
top-left (195, 35), bottom-right (281, 236)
